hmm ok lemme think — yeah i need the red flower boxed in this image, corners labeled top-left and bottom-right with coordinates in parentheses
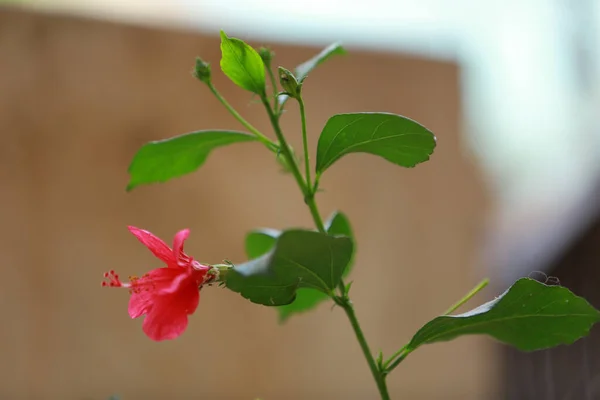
top-left (103, 227), bottom-right (212, 341)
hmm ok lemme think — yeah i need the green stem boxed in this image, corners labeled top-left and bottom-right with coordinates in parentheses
top-left (384, 348), bottom-right (412, 374)
top-left (266, 66), bottom-right (279, 114)
top-left (443, 278), bottom-right (490, 315)
top-left (382, 345), bottom-right (407, 370)
top-left (313, 172), bottom-right (321, 194)
top-left (207, 82), bottom-right (278, 152)
top-left (298, 96), bottom-right (312, 191)
top-left (384, 278), bottom-right (490, 374)
top-left (306, 195), bottom-right (326, 232)
top-left (260, 95), bottom-right (309, 199)
top-left (340, 298), bottom-right (390, 400)
top-left (260, 95), bottom-right (388, 399)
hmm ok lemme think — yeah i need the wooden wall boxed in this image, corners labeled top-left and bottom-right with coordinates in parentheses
top-left (502, 199), bottom-right (600, 399)
top-left (0, 8), bottom-right (496, 399)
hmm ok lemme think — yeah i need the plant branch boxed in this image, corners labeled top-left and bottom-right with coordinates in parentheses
top-left (382, 345), bottom-right (407, 370)
top-left (266, 66), bottom-right (280, 115)
top-left (260, 94), bottom-right (388, 399)
top-left (443, 278), bottom-right (489, 315)
top-left (298, 96), bottom-right (312, 191)
top-left (339, 297), bottom-right (391, 400)
top-left (207, 82), bottom-right (278, 152)
top-left (384, 278), bottom-right (490, 374)
top-left (384, 348), bottom-right (412, 374)
top-left (260, 95), bottom-right (309, 198)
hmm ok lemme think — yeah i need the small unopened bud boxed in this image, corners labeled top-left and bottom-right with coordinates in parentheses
top-left (278, 67), bottom-right (301, 99)
top-left (259, 47), bottom-right (274, 65)
top-left (193, 57), bottom-right (211, 84)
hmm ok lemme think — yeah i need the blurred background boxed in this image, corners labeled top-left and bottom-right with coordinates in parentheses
top-left (1, 0), bottom-right (600, 399)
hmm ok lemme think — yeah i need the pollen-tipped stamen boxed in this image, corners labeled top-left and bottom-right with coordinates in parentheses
top-left (101, 270), bottom-right (130, 288)
top-left (100, 270), bottom-right (160, 296)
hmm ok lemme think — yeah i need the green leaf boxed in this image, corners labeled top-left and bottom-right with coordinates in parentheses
top-left (243, 213), bottom-right (355, 321)
top-left (407, 278), bottom-right (600, 352)
top-left (245, 228), bottom-right (280, 259)
top-left (296, 43), bottom-right (346, 80)
top-left (227, 229), bottom-right (353, 306)
top-left (279, 43), bottom-right (345, 106)
top-left (127, 130), bottom-right (256, 190)
top-left (278, 212), bottom-right (357, 319)
top-left (325, 212), bottom-right (354, 267)
top-left (220, 31), bottom-right (266, 94)
top-left (315, 113), bottom-right (436, 176)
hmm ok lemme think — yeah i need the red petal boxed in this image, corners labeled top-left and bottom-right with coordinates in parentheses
top-left (128, 268), bottom-right (188, 318)
top-left (142, 267), bottom-right (187, 293)
top-left (128, 290), bottom-right (153, 319)
top-left (161, 272), bottom-right (189, 294)
top-left (172, 229), bottom-right (190, 263)
top-left (128, 226), bottom-right (175, 265)
top-left (141, 280), bottom-right (200, 341)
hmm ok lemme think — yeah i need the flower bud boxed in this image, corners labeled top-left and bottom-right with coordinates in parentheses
top-left (258, 47), bottom-right (274, 65)
top-left (193, 57), bottom-right (211, 84)
top-left (278, 67), bottom-right (301, 99)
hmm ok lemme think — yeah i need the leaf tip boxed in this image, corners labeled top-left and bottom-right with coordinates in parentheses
top-left (277, 311), bottom-right (290, 325)
top-left (125, 181), bottom-right (136, 192)
top-left (331, 42), bottom-right (347, 54)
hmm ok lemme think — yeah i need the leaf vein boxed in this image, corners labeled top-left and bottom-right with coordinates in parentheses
top-left (278, 255), bottom-right (331, 292)
top-left (414, 312), bottom-right (597, 347)
top-left (321, 115), bottom-right (366, 168)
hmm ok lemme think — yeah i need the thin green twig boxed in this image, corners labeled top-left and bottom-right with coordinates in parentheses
top-left (259, 94), bottom-right (309, 199)
top-left (298, 96), bottom-right (312, 191)
top-left (443, 278), bottom-right (490, 315)
top-left (384, 278), bottom-right (490, 374)
top-left (266, 66), bottom-right (280, 115)
top-left (207, 82), bottom-right (278, 152)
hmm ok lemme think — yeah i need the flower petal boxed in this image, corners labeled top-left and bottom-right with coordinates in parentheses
top-left (128, 267), bottom-right (187, 318)
top-left (128, 290), bottom-right (153, 319)
top-left (128, 226), bottom-right (175, 265)
top-left (143, 267), bottom-right (185, 293)
top-left (161, 272), bottom-right (190, 294)
top-left (172, 228), bottom-right (190, 265)
top-left (141, 281), bottom-right (200, 341)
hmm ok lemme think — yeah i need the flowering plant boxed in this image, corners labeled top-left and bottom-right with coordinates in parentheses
top-left (104, 31), bottom-right (600, 399)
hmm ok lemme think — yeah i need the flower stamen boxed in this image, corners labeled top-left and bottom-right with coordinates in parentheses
top-left (101, 270), bottom-right (127, 288)
top-left (102, 270), bottom-right (162, 295)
